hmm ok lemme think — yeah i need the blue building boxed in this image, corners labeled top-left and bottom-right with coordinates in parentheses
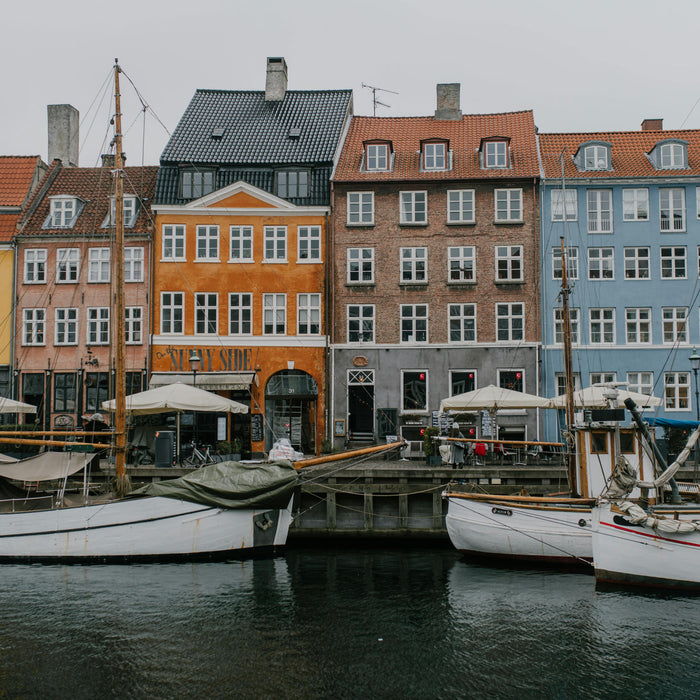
top-left (539, 120), bottom-right (700, 439)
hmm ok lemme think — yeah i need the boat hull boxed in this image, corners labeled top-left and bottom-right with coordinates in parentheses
top-left (592, 502), bottom-right (700, 590)
top-left (0, 496), bottom-right (293, 562)
top-left (444, 493), bottom-right (593, 565)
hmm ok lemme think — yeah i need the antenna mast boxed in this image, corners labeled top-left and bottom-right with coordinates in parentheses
top-left (362, 83), bottom-right (399, 116)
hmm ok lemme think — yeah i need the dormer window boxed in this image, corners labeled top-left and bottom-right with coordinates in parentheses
top-left (364, 141), bottom-right (392, 172)
top-left (647, 139), bottom-right (689, 170)
top-left (180, 169), bottom-right (215, 199)
top-left (46, 196), bottom-right (81, 228)
top-left (584, 145), bottom-right (609, 170)
top-left (102, 195), bottom-right (139, 228)
top-left (421, 140), bottom-right (449, 171)
top-left (483, 140), bottom-right (509, 168)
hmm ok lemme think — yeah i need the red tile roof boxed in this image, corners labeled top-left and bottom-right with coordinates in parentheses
top-left (539, 129), bottom-right (700, 179)
top-left (18, 163), bottom-right (159, 237)
top-left (0, 213), bottom-right (18, 242)
top-left (0, 156), bottom-right (43, 206)
top-left (334, 111), bottom-right (539, 182)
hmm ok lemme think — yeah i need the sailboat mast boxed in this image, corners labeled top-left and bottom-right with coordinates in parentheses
top-left (113, 59), bottom-right (128, 494)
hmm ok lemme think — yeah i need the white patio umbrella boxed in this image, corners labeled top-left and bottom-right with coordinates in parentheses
top-left (548, 386), bottom-right (662, 410)
top-left (0, 397), bottom-right (37, 414)
top-left (102, 382), bottom-right (248, 459)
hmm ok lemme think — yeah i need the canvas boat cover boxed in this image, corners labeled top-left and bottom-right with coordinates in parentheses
top-left (132, 460), bottom-right (298, 509)
top-left (0, 452), bottom-right (92, 481)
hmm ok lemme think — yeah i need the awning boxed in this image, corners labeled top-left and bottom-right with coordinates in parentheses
top-left (148, 372), bottom-right (256, 391)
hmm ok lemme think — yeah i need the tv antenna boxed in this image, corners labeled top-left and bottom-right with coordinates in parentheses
top-left (362, 83), bottom-right (399, 116)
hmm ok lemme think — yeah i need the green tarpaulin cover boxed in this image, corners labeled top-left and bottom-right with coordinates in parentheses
top-left (132, 460), bottom-right (298, 509)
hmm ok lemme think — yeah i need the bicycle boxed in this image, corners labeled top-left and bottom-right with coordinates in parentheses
top-left (182, 441), bottom-right (221, 468)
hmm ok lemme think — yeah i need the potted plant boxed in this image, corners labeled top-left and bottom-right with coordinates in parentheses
top-left (423, 427), bottom-right (442, 466)
top-left (217, 438), bottom-right (243, 461)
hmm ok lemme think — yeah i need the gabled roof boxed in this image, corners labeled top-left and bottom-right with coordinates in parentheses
top-left (0, 156), bottom-right (45, 207)
top-left (333, 111), bottom-right (539, 182)
top-left (160, 89), bottom-right (353, 164)
top-left (17, 162), bottom-right (158, 238)
top-left (539, 129), bottom-right (700, 179)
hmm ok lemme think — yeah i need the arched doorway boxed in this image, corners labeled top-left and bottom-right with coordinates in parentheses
top-left (265, 370), bottom-right (318, 454)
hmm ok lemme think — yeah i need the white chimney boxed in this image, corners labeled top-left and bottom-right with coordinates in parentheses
top-left (48, 104), bottom-right (79, 166)
top-left (265, 57), bottom-right (288, 102)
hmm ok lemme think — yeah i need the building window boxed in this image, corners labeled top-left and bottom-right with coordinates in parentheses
top-left (583, 144), bottom-right (610, 170)
top-left (627, 371), bottom-right (654, 396)
top-left (87, 307), bottom-right (110, 345)
top-left (401, 247), bottom-right (427, 283)
top-left (590, 372), bottom-right (617, 386)
top-left (347, 248), bottom-right (374, 283)
top-left (162, 225), bottom-right (186, 260)
top-left (297, 293), bottom-right (321, 335)
top-left (195, 293), bottom-right (218, 335)
top-left (88, 248), bottom-right (110, 283)
top-left (125, 247), bottom-right (144, 282)
top-left (448, 246), bottom-right (475, 282)
top-left (22, 308), bottom-right (45, 345)
top-left (450, 370), bottom-right (476, 395)
top-left (54, 372), bottom-right (76, 412)
top-left (230, 226), bottom-right (254, 261)
top-left (556, 372), bottom-right (582, 396)
top-left (622, 188), bottom-right (649, 221)
top-left (552, 247), bottom-right (579, 280)
top-left (365, 143), bottom-right (389, 171)
top-left (626, 308), bottom-right (652, 344)
top-left (447, 190), bottom-right (475, 224)
top-left (448, 304), bottom-right (476, 343)
top-left (660, 143), bottom-right (686, 169)
top-left (697, 187), bottom-right (700, 219)
top-left (161, 292), bottom-right (184, 334)
top-left (484, 141), bottom-right (508, 168)
top-left (401, 305), bottom-right (428, 343)
top-left (402, 370), bottom-right (427, 411)
top-left (588, 247), bottom-right (614, 280)
top-left (55, 308), bottom-right (78, 345)
top-left (125, 307), bottom-right (142, 344)
top-left (665, 371), bottom-right (690, 410)
top-left (24, 249), bottom-right (47, 284)
top-left (589, 308), bottom-right (615, 344)
top-left (400, 191), bottom-right (427, 224)
top-left (660, 189), bottom-right (686, 232)
top-left (263, 226), bottom-right (287, 262)
top-left (494, 189), bottom-right (522, 222)
top-left (196, 225), bottom-right (219, 260)
top-left (587, 190), bottom-right (612, 233)
top-left (229, 293), bottom-right (252, 335)
top-left (660, 246), bottom-right (687, 279)
top-left (85, 372), bottom-right (110, 413)
top-left (56, 248), bottom-right (79, 283)
top-left (180, 170), bottom-right (214, 199)
top-left (104, 195), bottom-right (138, 228)
top-left (263, 294), bottom-right (286, 335)
top-left (49, 197), bottom-right (78, 227)
top-left (347, 192), bottom-right (374, 225)
top-left (496, 302), bottom-right (524, 341)
top-left (554, 308), bottom-right (580, 345)
top-left (624, 247), bottom-right (650, 279)
top-left (422, 141), bottom-right (447, 170)
top-left (347, 304), bottom-right (375, 343)
top-left (298, 226), bottom-right (322, 262)
top-left (276, 171), bottom-right (309, 199)
top-left (495, 245), bottom-right (523, 282)
top-left (499, 369), bottom-right (524, 392)
top-left (662, 307), bottom-right (687, 344)
top-left (551, 189), bottom-right (577, 221)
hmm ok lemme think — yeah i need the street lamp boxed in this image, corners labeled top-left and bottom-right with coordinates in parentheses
top-left (188, 351), bottom-right (201, 446)
top-left (690, 347), bottom-right (700, 421)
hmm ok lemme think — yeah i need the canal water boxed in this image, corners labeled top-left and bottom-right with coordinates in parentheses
top-left (1, 545), bottom-right (698, 699)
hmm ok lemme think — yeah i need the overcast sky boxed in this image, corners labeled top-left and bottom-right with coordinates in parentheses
top-left (3, 0), bottom-right (700, 166)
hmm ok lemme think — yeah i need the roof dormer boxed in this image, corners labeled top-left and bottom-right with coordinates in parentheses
top-left (574, 141), bottom-right (612, 172)
top-left (362, 139), bottom-right (393, 172)
top-left (647, 139), bottom-right (689, 170)
top-left (420, 138), bottom-right (450, 171)
top-left (480, 136), bottom-right (511, 169)
top-left (43, 195), bottom-right (84, 229)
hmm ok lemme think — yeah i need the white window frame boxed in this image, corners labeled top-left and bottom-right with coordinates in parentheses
top-left (160, 292), bottom-right (184, 335)
top-left (297, 226), bottom-right (322, 262)
top-left (448, 303), bottom-right (476, 343)
top-left (263, 293), bottom-right (287, 335)
top-left (589, 308), bottom-right (615, 345)
top-left (423, 142), bottom-right (446, 170)
top-left (195, 293), bottom-right (218, 335)
top-left (584, 145), bottom-right (609, 170)
top-left (125, 306), bottom-right (143, 345)
top-left (55, 307), bottom-right (78, 346)
top-left (627, 372), bottom-right (654, 397)
top-left (228, 293), bottom-right (253, 335)
top-left (87, 307), bottom-right (110, 345)
top-left (400, 191), bottom-right (427, 224)
top-left (660, 188), bottom-right (686, 232)
top-left (551, 189), bottom-right (577, 221)
top-left (50, 197), bottom-right (77, 228)
top-left (347, 247), bottom-right (374, 283)
top-left (484, 141), bottom-right (508, 168)
top-left (448, 246), bottom-right (475, 282)
top-left (660, 143), bottom-right (685, 169)
top-left (366, 144), bottom-right (388, 171)
top-left (495, 245), bottom-right (523, 282)
top-left (660, 246), bottom-right (687, 279)
top-left (162, 225), bottom-right (186, 261)
top-left (347, 304), bottom-right (375, 343)
top-left (400, 304), bottom-right (428, 344)
top-left (297, 293), bottom-right (321, 335)
top-left (88, 247), bottom-right (110, 283)
top-left (496, 302), bottom-right (524, 341)
top-left (347, 192), bottom-right (374, 225)
top-left (552, 247), bottom-right (579, 280)
top-left (22, 308), bottom-right (45, 346)
top-left (24, 249), bottom-right (47, 284)
top-left (447, 190), bottom-right (475, 223)
top-left (625, 308), bottom-right (652, 344)
top-left (56, 248), bottom-right (79, 283)
top-left (590, 372), bottom-right (617, 386)
top-left (587, 247), bottom-right (614, 280)
top-left (494, 189), bottom-right (522, 222)
top-left (229, 226), bottom-right (254, 262)
top-left (662, 307), bottom-right (688, 344)
top-left (105, 195), bottom-right (138, 228)
top-left (624, 247), bottom-right (650, 280)
top-left (263, 226), bottom-right (287, 262)
top-left (665, 371), bottom-right (690, 410)
top-left (400, 247), bottom-right (427, 283)
top-left (622, 188), bottom-right (649, 221)
top-left (196, 225), bottom-right (220, 261)
top-left (554, 308), bottom-right (580, 345)
top-left (124, 247), bottom-right (144, 282)
top-left (587, 190), bottom-right (613, 233)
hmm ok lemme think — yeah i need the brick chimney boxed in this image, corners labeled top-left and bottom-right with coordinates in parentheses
top-left (48, 104), bottom-right (79, 166)
top-left (265, 57), bottom-right (288, 102)
top-left (435, 83), bottom-right (462, 121)
top-left (641, 118), bottom-right (663, 131)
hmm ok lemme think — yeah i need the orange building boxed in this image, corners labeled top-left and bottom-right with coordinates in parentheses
top-left (151, 182), bottom-right (329, 457)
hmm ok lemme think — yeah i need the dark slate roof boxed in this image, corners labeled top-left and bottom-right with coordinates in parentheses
top-left (160, 89), bottom-right (353, 165)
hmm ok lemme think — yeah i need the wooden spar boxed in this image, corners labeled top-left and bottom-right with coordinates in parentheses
top-left (0, 437), bottom-right (107, 448)
top-left (443, 491), bottom-right (595, 506)
top-left (112, 60), bottom-right (128, 496)
top-left (294, 440), bottom-right (406, 470)
top-left (0, 431), bottom-right (120, 438)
